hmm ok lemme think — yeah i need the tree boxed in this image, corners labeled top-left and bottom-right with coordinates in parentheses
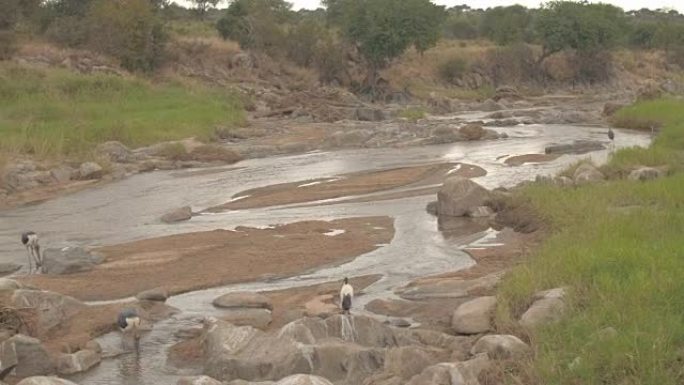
top-left (325, 0), bottom-right (446, 91)
top-left (191, 0), bottom-right (220, 18)
top-left (480, 5), bottom-right (532, 45)
top-left (216, 0), bottom-right (292, 52)
top-left (535, 1), bottom-right (626, 60)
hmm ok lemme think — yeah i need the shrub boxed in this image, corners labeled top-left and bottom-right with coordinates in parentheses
top-left (0, 30), bottom-right (17, 60)
top-left (436, 55), bottom-right (469, 84)
top-left (157, 142), bottom-right (190, 161)
top-left (87, 0), bottom-right (168, 72)
top-left (398, 107), bottom-right (427, 122)
top-left (481, 43), bottom-right (540, 86)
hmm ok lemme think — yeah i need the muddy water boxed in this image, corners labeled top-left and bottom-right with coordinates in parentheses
top-left (0, 122), bottom-right (649, 385)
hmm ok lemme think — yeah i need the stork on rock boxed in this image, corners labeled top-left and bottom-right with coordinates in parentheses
top-left (21, 231), bottom-right (42, 274)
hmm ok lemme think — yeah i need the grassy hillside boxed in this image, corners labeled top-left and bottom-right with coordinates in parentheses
top-left (0, 63), bottom-right (244, 160)
top-left (497, 98), bottom-right (684, 384)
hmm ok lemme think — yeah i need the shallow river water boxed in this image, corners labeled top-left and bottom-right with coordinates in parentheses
top-left (0, 121), bottom-right (649, 384)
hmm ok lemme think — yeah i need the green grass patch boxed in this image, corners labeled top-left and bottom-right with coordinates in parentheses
top-left (498, 98), bottom-right (684, 384)
top-left (0, 63), bottom-right (244, 160)
top-left (398, 106), bottom-right (427, 122)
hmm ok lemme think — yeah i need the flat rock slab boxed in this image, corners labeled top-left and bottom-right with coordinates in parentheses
top-left (451, 296), bottom-right (496, 334)
top-left (213, 292), bottom-right (273, 310)
top-left (221, 308), bottom-right (273, 329)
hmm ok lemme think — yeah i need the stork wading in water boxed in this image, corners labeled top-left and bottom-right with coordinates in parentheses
top-left (339, 277), bottom-right (354, 315)
top-left (118, 309), bottom-right (142, 349)
top-left (608, 127), bottom-right (615, 152)
top-left (21, 231), bottom-right (42, 274)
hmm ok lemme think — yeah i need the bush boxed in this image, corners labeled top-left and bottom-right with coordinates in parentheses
top-left (436, 55), bottom-right (469, 84)
top-left (481, 43), bottom-right (540, 86)
top-left (0, 30), bottom-right (17, 60)
top-left (398, 107), bottom-right (427, 122)
top-left (87, 0), bottom-right (167, 72)
top-left (314, 36), bottom-right (349, 84)
top-left (216, 0), bottom-right (291, 54)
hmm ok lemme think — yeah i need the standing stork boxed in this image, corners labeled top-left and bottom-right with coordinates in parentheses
top-left (21, 231), bottom-right (42, 274)
top-left (608, 128), bottom-right (615, 152)
top-left (118, 308), bottom-right (142, 350)
top-left (339, 277), bottom-right (354, 315)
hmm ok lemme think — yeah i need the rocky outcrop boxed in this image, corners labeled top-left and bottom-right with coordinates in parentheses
top-left (49, 166), bottom-right (74, 184)
top-left (520, 288), bottom-right (566, 329)
top-left (397, 273), bottom-right (503, 301)
top-left (42, 247), bottom-right (105, 275)
top-left (11, 290), bottom-right (86, 335)
top-left (16, 378), bottom-right (79, 385)
top-left (161, 206), bottom-right (193, 223)
top-left (459, 124), bottom-right (485, 141)
top-left (213, 292), bottom-right (273, 310)
top-left (404, 354), bottom-right (490, 385)
top-left (136, 287), bottom-right (169, 302)
top-left (451, 296), bottom-right (497, 334)
top-left (78, 162), bottom-right (103, 180)
top-left (96, 141), bottom-right (133, 163)
top-left (221, 309), bottom-right (273, 329)
top-left (0, 335), bottom-right (55, 377)
top-left (628, 166), bottom-right (663, 181)
top-left (470, 334), bottom-right (530, 360)
top-left (545, 140), bottom-right (605, 155)
top-left (55, 349), bottom-right (101, 375)
top-left (437, 177), bottom-right (492, 217)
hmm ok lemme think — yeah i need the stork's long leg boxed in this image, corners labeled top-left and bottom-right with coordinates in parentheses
top-left (33, 244), bottom-right (42, 273)
top-left (26, 247), bottom-right (33, 275)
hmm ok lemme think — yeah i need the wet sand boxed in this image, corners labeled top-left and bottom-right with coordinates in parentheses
top-left (207, 162), bottom-right (485, 212)
top-left (19, 217), bottom-right (393, 301)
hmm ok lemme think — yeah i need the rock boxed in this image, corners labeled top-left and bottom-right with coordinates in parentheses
top-left (276, 375), bottom-right (333, 385)
top-left (11, 290), bottom-right (86, 335)
top-left (78, 162), bottom-right (103, 180)
top-left (0, 278), bottom-right (22, 292)
top-left (405, 354), bottom-right (489, 385)
top-left (520, 288), bottom-right (566, 328)
top-left (387, 318), bottom-right (411, 328)
top-left (84, 340), bottom-right (102, 354)
top-left (325, 130), bottom-right (371, 148)
top-left (459, 124), bottom-right (485, 141)
top-left (311, 339), bottom-right (384, 384)
top-left (479, 99), bottom-right (504, 112)
top-left (471, 334), bottom-right (531, 359)
top-left (203, 320), bottom-right (312, 382)
top-left (428, 126), bottom-right (464, 144)
top-left (545, 140), bottom-right (605, 155)
top-left (383, 346), bottom-right (442, 380)
top-left (637, 83), bottom-right (663, 102)
top-left (56, 349), bottom-right (101, 374)
top-left (178, 376), bottom-right (224, 385)
top-left (602, 102), bottom-right (625, 116)
top-left (397, 273), bottom-right (503, 301)
top-left (136, 287), bottom-right (169, 302)
top-left (0, 263), bottom-right (21, 276)
top-left (437, 177), bottom-right (491, 217)
top-left (42, 247), bottom-right (105, 275)
top-left (161, 206), bottom-right (192, 223)
top-left (49, 166), bottom-right (74, 184)
top-left (554, 176), bottom-right (574, 187)
top-left (0, 334), bottom-right (55, 377)
top-left (96, 141), bottom-right (132, 163)
top-left (16, 378), bottom-right (79, 385)
top-left (451, 296), bottom-right (497, 334)
top-left (628, 167), bottom-right (663, 181)
top-left (213, 292), bottom-right (273, 310)
top-left (467, 206), bottom-right (494, 218)
top-left (221, 309), bottom-right (273, 329)
top-left (493, 86), bottom-right (521, 101)
top-left (573, 163), bottom-right (605, 185)
top-left (303, 294), bottom-right (338, 318)
top-left (355, 108), bottom-right (385, 121)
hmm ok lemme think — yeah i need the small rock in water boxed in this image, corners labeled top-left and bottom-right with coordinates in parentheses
top-left (161, 206), bottom-right (192, 223)
top-left (212, 292), bottom-right (273, 310)
top-left (136, 287), bottom-right (169, 302)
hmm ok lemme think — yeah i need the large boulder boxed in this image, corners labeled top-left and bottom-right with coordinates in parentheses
top-left (161, 206), bottom-right (193, 223)
top-left (202, 320), bottom-right (312, 382)
top-left (55, 349), bottom-right (101, 375)
top-left (17, 378), bottom-right (79, 385)
top-left (78, 162), bottom-right (103, 180)
top-left (178, 376), bottom-right (224, 385)
top-left (437, 177), bottom-right (491, 217)
top-left (311, 339), bottom-right (384, 384)
top-left (0, 335), bottom-right (55, 377)
top-left (397, 273), bottom-right (502, 301)
top-left (628, 167), bottom-right (663, 181)
top-left (405, 354), bottom-right (489, 385)
top-left (213, 292), bottom-right (273, 310)
top-left (382, 346), bottom-right (444, 380)
top-left (96, 141), bottom-right (133, 163)
top-left (0, 278), bottom-right (22, 293)
top-left (520, 288), bottom-right (566, 329)
top-left (451, 296), bottom-right (497, 334)
top-left (49, 166), bottom-right (74, 184)
top-left (42, 247), bottom-right (105, 275)
top-left (470, 334), bottom-right (531, 360)
top-left (11, 290), bottom-right (86, 335)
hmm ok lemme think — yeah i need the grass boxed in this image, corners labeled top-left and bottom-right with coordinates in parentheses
top-left (495, 98), bottom-right (684, 385)
top-left (398, 106), bottom-right (427, 122)
top-left (0, 63), bottom-right (244, 160)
